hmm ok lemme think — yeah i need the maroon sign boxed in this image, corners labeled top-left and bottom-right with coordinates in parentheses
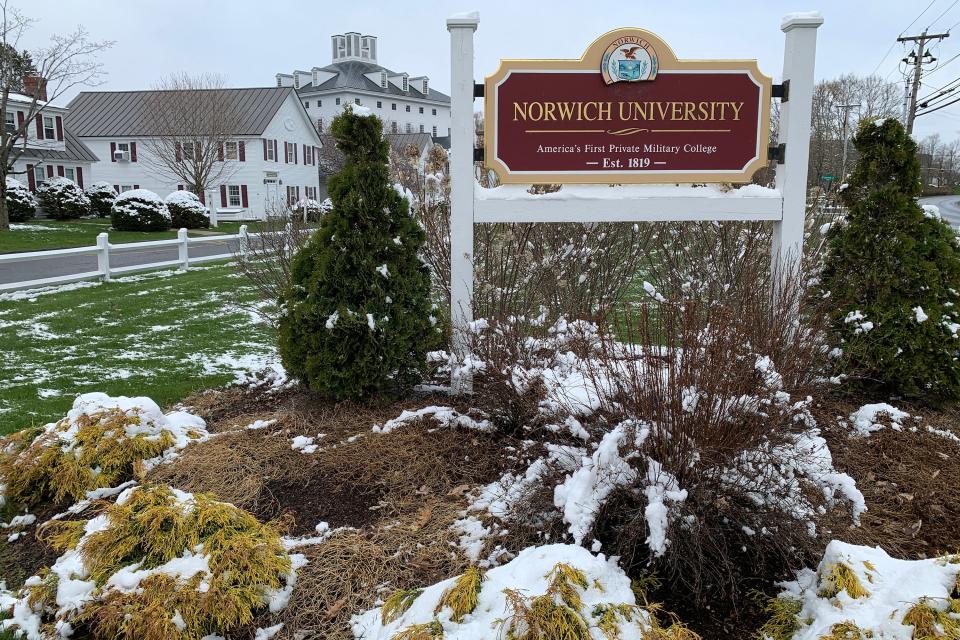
top-left (484, 29), bottom-right (772, 184)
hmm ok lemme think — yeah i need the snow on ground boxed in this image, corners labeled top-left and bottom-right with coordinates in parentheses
top-left (848, 403), bottom-right (910, 436)
top-left (351, 544), bottom-right (655, 640)
top-left (777, 540), bottom-right (960, 640)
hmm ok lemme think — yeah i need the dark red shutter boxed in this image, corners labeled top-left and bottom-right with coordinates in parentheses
top-left (55, 116), bottom-right (63, 141)
top-left (273, 140), bottom-right (278, 161)
top-left (175, 143), bottom-right (182, 161)
top-left (130, 142), bottom-right (137, 162)
top-left (16, 111), bottom-right (24, 127)
top-left (46, 165), bottom-right (53, 178)
top-left (57, 165), bottom-right (64, 177)
top-left (302, 144), bottom-right (306, 164)
top-left (283, 142), bottom-right (288, 164)
top-left (26, 164), bottom-right (35, 191)
top-left (240, 185), bottom-right (248, 208)
top-left (35, 114), bottom-right (43, 139)
top-left (113, 184), bottom-right (120, 193)
top-left (238, 141), bottom-right (245, 162)
top-left (76, 167), bottom-right (83, 188)
top-left (218, 144), bottom-right (224, 161)
top-left (294, 143), bottom-right (298, 164)
top-left (111, 142), bottom-right (117, 162)
top-left (262, 139), bottom-right (268, 160)
top-left (296, 185), bottom-right (300, 200)
top-left (220, 185), bottom-right (227, 207)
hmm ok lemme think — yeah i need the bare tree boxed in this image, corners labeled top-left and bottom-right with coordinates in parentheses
top-left (807, 73), bottom-right (901, 191)
top-left (140, 72), bottom-right (244, 200)
top-left (0, 0), bottom-right (111, 230)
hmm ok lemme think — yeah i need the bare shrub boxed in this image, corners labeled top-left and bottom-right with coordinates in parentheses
top-left (233, 205), bottom-right (316, 326)
top-left (585, 262), bottom-right (834, 607)
top-left (392, 145), bottom-right (654, 320)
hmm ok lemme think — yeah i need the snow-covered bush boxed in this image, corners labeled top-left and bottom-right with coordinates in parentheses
top-left (165, 190), bottom-right (210, 229)
top-left (352, 544), bottom-right (697, 639)
top-left (291, 198), bottom-right (325, 222)
top-left (461, 269), bottom-right (853, 608)
top-left (5, 177), bottom-right (37, 222)
top-left (759, 540), bottom-right (960, 640)
top-left (36, 177), bottom-right (90, 220)
top-left (85, 181), bottom-right (117, 218)
top-left (110, 189), bottom-right (171, 232)
top-left (822, 117), bottom-right (960, 402)
top-left (0, 393), bottom-right (207, 509)
top-left (2, 484), bottom-right (298, 640)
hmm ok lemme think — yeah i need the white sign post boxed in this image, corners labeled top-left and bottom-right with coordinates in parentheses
top-left (446, 12), bottom-right (822, 394)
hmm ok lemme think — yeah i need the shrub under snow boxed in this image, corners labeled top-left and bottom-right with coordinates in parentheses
top-left (457, 272), bottom-right (859, 607)
top-left (5, 177), bottom-right (37, 222)
top-left (761, 540), bottom-right (960, 640)
top-left (85, 181), bottom-right (117, 218)
top-left (110, 189), bottom-right (171, 232)
top-left (0, 484), bottom-right (300, 640)
top-left (352, 544), bottom-right (696, 639)
top-left (0, 393), bottom-right (207, 509)
top-left (36, 177), bottom-right (90, 220)
top-left (165, 190), bottom-right (210, 229)
top-left (292, 198), bottom-right (323, 222)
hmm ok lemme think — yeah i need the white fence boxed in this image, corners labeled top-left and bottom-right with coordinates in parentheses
top-left (0, 225), bottom-right (254, 293)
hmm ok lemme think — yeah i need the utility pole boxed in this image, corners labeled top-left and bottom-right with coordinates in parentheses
top-left (837, 102), bottom-right (860, 181)
top-left (899, 29), bottom-right (949, 134)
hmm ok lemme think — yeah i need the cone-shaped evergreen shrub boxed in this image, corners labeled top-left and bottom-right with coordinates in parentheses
top-left (277, 106), bottom-right (434, 400)
top-left (821, 117), bottom-right (960, 402)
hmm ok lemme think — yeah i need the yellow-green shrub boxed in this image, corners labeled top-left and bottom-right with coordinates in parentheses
top-left (11, 484), bottom-right (291, 640)
top-left (0, 403), bottom-right (204, 508)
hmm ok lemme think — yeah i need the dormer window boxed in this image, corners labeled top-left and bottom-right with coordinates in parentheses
top-left (422, 78), bottom-right (429, 94)
top-left (294, 75), bottom-right (300, 89)
top-left (43, 116), bottom-right (55, 140)
top-left (4, 112), bottom-right (14, 135)
top-left (380, 72), bottom-right (387, 88)
top-left (402, 75), bottom-right (408, 92)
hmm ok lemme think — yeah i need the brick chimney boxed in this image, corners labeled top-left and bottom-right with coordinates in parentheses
top-left (23, 75), bottom-right (48, 102)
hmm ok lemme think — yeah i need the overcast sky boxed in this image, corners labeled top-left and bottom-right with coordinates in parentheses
top-left (15, 0), bottom-right (960, 140)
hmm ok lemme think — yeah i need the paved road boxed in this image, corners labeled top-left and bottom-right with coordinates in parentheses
top-left (920, 194), bottom-right (960, 230)
top-left (0, 237), bottom-right (242, 287)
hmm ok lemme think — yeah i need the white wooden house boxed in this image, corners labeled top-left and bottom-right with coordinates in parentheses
top-left (4, 92), bottom-right (98, 192)
top-left (66, 87), bottom-right (322, 219)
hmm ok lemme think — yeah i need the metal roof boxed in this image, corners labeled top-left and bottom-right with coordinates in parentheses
top-left (297, 61), bottom-right (450, 104)
top-left (18, 130), bottom-right (99, 162)
top-left (65, 87), bottom-right (293, 137)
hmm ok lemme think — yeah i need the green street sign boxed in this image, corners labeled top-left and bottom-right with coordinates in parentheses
top-left (821, 175), bottom-right (835, 181)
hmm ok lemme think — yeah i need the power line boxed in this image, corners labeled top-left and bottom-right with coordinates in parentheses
top-left (904, 0), bottom-right (940, 35)
top-left (918, 75), bottom-right (960, 102)
top-left (916, 92), bottom-right (960, 115)
top-left (925, 50), bottom-right (960, 76)
top-left (929, 0), bottom-right (960, 28)
top-left (873, 0), bottom-right (941, 75)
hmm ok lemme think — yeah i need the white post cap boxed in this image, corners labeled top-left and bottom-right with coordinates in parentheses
top-left (447, 11), bottom-right (480, 30)
top-left (781, 11), bottom-right (824, 31)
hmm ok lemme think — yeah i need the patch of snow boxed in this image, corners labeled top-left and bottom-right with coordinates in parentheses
top-left (848, 403), bottom-right (910, 436)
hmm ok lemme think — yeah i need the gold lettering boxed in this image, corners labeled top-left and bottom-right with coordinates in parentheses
top-left (729, 101), bottom-right (743, 120)
top-left (513, 102), bottom-right (527, 121)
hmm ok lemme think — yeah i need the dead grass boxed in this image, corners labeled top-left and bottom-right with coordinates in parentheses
top-left (274, 498), bottom-right (470, 639)
top-left (814, 397), bottom-right (960, 557)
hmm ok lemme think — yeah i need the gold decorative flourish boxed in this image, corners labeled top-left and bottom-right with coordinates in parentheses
top-left (605, 128), bottom-right (650, 135)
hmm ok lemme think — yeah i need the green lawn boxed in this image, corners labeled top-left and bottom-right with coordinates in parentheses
top-left (0, 219), bottom-right (280, 254)
top-left (0, 262), bottom-right (277, 435)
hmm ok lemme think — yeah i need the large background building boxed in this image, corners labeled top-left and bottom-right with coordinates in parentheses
top-left (276, 32), bottom-right (451, 140)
